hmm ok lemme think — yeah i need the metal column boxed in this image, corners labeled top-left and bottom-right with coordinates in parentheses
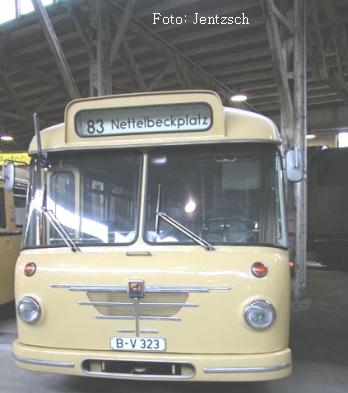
top-left (293, 0), bottom-right (307, 298)
top-left (262, 0), bottom-right (307, 299)
top-left (89, 0), bottom-right (112, 97)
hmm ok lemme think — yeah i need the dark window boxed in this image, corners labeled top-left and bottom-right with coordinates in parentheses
top-left (318, 148), bottom-right (348, 186)
top-left (24, 150), bottom-right (141, 248)
top-left (145, 144), bottom-right (285, 247)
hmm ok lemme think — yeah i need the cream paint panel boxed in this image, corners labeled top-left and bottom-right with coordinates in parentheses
top-left (28, 91), bottom-right (281, 154)
top-left (16, 246), bottom-right (290, 354)
top-left (0, 235), bottom-right (21, 305)
top-left (13, 340), bottom-right (291, 381)
top-left (224, 107), bottom-right (279, 141)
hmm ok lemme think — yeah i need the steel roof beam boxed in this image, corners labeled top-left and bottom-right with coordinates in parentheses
top-left (110, 0), bottom-right (137, 66)
top-left (122, 38), bottom-right (147, 91)
top-left (0, 72), bottom-right (29, 120)
top-left (308, 0), bottom-right (348, 102)
top-left (31, 0), bottom-right (80, 100)
top-left (0, 110), bottom-right (24, 122)
top-left (108, 0), bottom-right (253, 108)
top-left (271, 2), bottom-right (294, 34)
top-left (135, 0), bottom-right (201, 18)
top-left (63, 2), bottom-right (93, 59)
top-left (0, 53), bottom-right (62, 89)
top-left (147, 60), bottom-right (173, 91)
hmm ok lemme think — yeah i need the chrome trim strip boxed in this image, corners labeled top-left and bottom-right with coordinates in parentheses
top-left (13, 354), bottom-right (75, 368)
top-left (81, 358), bottom-right (195, 380)
top-left (203, 363), bottom-right (291, 374)
top-left (134, 298), bottom-right (140, 337)
top-left (145, 285), bottom-right (230, 293)
top-left (79, 301), bottom-right (198, 308)
top-left (51, 284), bottom-right (127, 292)
top-left (95, 315), bottom-right (181, 321)
top-left (83, 370), bottom-right (193, 380)
top-left (143, 302), bottom-right (198, 307)
top-left (52, 284), bottom-right (230, 294)
top-left (96, 315), bottom-right (134, 320)
top-left (117, 329), bottom-right (159, 334)
top-left (126, 251), bottom-right (152, 256)
top-left (79, 301), bottom-right (133, 306)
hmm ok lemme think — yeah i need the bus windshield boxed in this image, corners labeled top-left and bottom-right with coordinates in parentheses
top-left (23, 144), bottom-right (286, 249)
top-left (24, 150), bottom-right (141, 248)
top-left (145, 144), bottom-right (286, 247)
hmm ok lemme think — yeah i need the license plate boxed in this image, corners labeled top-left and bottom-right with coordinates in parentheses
top-left (110, 337), bottom-right (166, 352)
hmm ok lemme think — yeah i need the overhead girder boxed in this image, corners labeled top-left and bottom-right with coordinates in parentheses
top-left (31, 0), bottom-right (80, 100)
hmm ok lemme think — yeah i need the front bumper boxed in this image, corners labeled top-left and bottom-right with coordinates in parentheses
top-left (13, 340), bottom-right (291, 381)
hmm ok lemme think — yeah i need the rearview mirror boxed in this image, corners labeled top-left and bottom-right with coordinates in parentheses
top-left (4, 162), bottom-right (15, 192)
top-left (285, 146), bottom-right (304, 182)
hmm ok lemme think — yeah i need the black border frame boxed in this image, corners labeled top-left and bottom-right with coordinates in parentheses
top-left (74, 102), bottom-right (213, 138)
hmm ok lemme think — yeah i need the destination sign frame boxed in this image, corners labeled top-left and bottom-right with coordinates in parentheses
top-left (75, 103), bottom-right (213, 137)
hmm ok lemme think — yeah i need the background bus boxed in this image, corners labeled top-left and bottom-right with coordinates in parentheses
top-left (0, 164), bottom-right (27, 306)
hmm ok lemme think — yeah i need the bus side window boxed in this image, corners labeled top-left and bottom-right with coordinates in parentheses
top-left (14, 187), bottom-right (27, 228)
top-left (0, 188), bottom-right (6, 228)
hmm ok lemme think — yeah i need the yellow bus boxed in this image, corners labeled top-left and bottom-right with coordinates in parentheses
top-left (0, 164), bottom-right (27, 306)
top-left (12, 91), bottom-right (301, 381)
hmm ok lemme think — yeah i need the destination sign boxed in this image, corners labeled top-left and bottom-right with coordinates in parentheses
top-left (75, 103), bottom-right (212, 137)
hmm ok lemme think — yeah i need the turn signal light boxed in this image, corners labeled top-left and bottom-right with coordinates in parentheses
top-left (24, 262), bottom-right (37, 277)
top-left (251, 262), bottom-right (268, 278)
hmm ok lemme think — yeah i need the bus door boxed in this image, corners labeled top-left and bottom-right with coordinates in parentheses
top-left (0, 182), bottom-right (22, 305)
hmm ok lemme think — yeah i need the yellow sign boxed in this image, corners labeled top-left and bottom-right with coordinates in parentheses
top-left (0, 152), bottom-right (30, 165)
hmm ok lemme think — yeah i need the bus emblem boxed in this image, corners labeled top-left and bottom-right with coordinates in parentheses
top-left (128, 279), bottom-right (144, 299)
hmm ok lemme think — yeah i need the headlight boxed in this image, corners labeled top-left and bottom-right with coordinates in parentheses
top-left (17, 297), bottom-right (41, 325)
top-left (244, 300), bottom-right (276, 330)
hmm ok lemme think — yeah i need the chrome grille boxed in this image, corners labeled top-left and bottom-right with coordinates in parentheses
top-left (51, 283), bottom-right (230, 334)
top-left (85, 292), bottom-right (191, 317)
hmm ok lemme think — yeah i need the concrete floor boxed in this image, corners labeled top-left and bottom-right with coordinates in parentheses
top-left (1, 268), bottom-right (348, 393)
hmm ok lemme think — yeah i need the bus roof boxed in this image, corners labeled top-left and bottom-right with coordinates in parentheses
top-left (29, 91), bottom-right (281, 154)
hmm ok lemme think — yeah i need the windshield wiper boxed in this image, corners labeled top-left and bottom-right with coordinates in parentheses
top-left (156, 211), bottom-right (215, 251)
top-left (42, 207), bottom-right (80, 252)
